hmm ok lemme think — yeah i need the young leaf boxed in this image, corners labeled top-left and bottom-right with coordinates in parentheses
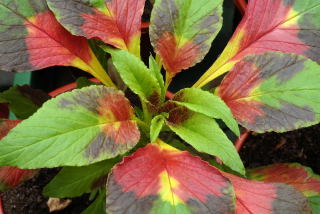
top-left (0, 119), bottom-right (36, 191)
top-left (0, 0), bottom-right (113, 86)
top-left (150, 0), bottom-right (223, 74)
top-left (106, 140), bottom-right (235, 214)
top-left (149, 55), bottom-right (165, 102)
top-left (172, 88), bottom-right (239, 136)
top-left (0, 86), bottom-right (140, 168)
top-left (161, 104), bottom-right (245, 175)
top-left (81, 189), bottom-right (106, 214)
top-left (47, 0), bottom-right (146, 57)
top-left (223, 172), bottom-right (311, 214)
top-left (44, 158), bottom-right (118, 198)
top-left (0, 85), bottom-right (50, 119)
top-left (248, 163), bottom-right (320, 197)
top-left (150, 115), bottom-right (165, 142)
top-left (217, 52), bottom-right (320, 133)
top-left (195, 0), bottom-right (320, 87)
top-left (108, 49), bottom-right (161, 108)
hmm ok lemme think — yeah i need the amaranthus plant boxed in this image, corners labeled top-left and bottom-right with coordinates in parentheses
top-left (0, 0), bottom-right (320, 213)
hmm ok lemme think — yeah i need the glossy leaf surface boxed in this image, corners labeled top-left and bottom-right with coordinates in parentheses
top-left (195, 0), bottom-right (320, 87)
top-left (0, 0), bottom-right (113, 86)
top-left (224, 173), bottom-right (311, 214)
top-left (161, 103), bottom-right (244, 175)
top-left (0, 86), bottom-right (140, 168)
top-left (218, 52), bottom-right (320, 133)
top-left (44, 158), bottom-right (118, 197)
top-left (172, 88), bottom-right (239, 136)
top-left (0, 85), bottom-right (50, 119)
top-left (248, 163), bottom-right (320, 197)
top-left (106, 140), bottom-right (235, 214)
top-left (47, 0), bottom-right (146, 57)
top-left (150, 0), bottom-right (223, 74)
top-left (109, 50), bottom-right (161, 109)
top-left (0, 119), bottom-right (36, 191)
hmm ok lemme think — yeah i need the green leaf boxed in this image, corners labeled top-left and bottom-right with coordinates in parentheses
top-left (308, 195), bottom-right (320, 214)
top-left (43, 158), bottom-right (118, 198)
top-left (0, 86), bottom-right (140, 168)
top-left (165, 108), bottom-right (245, 175)
top-left (149, 55), bottom-right (165, 102)
top-left (150, 115), bottom-right (165, 142)
top-left (0, 85), bottom-right (50, 119)
top-left (172, 88), bottom-right (239, 136)
top-left (82, 189), bottom-right (106, 214)
top-left (106, 49), bottom-right (161, 107)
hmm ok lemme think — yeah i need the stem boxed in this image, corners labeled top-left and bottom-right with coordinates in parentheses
top-left (164, 72), bottom-right (173, 93)
top-left (233, 0), bottom-right (247, 15)
top-left (235, 130), bottom-right (251, 152)
top-left (0, 195), bottom-right (4, 214)
top-left (140, 98), bottom-right (152, 124)
top-left (49, 78), bottom-right (100, 97)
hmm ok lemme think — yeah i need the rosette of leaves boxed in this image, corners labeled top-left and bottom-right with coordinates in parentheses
top-left (0, 0), bottom-right (320, 213)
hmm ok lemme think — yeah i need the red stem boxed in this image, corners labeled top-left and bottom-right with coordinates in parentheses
top-left (0, 196), bottom-right (4, 214)
top-left (48, 78), bottom-right (100, 97)
top-left (49, 78), bottom-right (175, 100)
top-left (233, 0), bottom-right (247, 15)
top-left (235, 130), bottom-right (251, 152)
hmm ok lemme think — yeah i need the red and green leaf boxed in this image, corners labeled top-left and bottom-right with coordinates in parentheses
top-left (223, 173), bottom-right (311, 214)
top-left (217, 52), bottom-right (320, 133)
top-left (106, 140), bottom-right (235, 214)
top-left (0, 119), bottom-right (36, 191)
top-left (47, 0), bottom-right (146, 57)
top-left (149, 0), bottom-right (223, 74)
top-left (0, 0), bottom-right (113, 86)
top-left (160, 102), bottom-right (245, 175)
top-left (0, 86), bottom-right (140, 168)
top-left (195, 0), bottom-right (320, 87)
top-left (248, 163), bottom-right (320, 197)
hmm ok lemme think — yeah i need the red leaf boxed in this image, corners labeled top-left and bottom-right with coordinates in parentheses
top-left (223, 173), bottom-right (311, 214)
top-left (106, 140), bottom-right (235, 213)
top-left (248, 163), bottom-right (320, 197)
top-left (0, 119), bottom-right (20, 140)
top-left (156, 32), bottom-right (199, 74)
top-left (25, 11), bottom-right (92, 69)
top-left (47, 0), bottom-right (146, 57)
top-left (195, 0), bottom-right (320, 87)
top-left (0, 119), bottom-right (36, 191)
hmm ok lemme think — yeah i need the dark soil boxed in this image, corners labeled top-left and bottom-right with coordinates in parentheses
top-left (1, 168), bottom-right (91, 214)
top-left (240, 124), bottom-right (320, 174)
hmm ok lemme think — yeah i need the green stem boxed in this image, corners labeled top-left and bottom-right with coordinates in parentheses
top-left (140, 97), bottom-right (152, 124)
top-left (164, 72), bottom-right (173, 93)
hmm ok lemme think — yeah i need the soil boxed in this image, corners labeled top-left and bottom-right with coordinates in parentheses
top-left (1, 168), bottom-right (91, 214)
top-left (240, 124), bottom-right (320, 174)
